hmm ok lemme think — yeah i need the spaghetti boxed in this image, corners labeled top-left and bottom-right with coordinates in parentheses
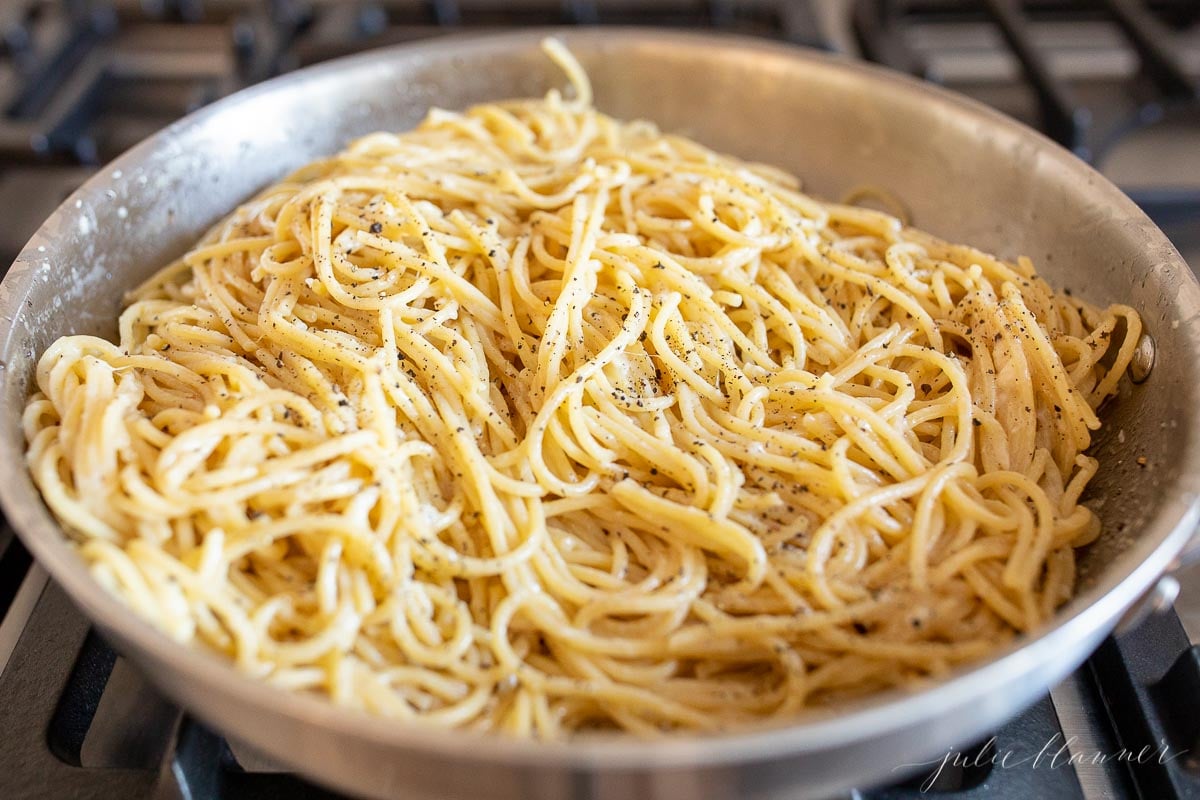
top-left (23, 40), bottom-right (1142, 737)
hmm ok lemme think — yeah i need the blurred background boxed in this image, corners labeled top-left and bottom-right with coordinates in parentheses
top-left (0, 0), bottom-right (1198, 269)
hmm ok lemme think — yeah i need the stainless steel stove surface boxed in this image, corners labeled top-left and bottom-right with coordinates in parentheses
top-left (2, 2), bottom-right (1200, 799)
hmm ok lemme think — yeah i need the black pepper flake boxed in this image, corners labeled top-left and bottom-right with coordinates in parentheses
top-left (852, 622), bottom-right (868, 635)
top-left (369, 222), bottom-right (383, 234)
top-left (972, 419), bottom-right (982, 427)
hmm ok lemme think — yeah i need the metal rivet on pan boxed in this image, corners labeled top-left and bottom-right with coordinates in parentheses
top-left (1130, 333), bottom-right (1155, 384)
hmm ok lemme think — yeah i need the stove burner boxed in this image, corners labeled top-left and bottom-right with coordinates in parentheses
top-left (0, 0), bottom-right (829, 267)
top-left (852, 0), bottom-right (1200, 223)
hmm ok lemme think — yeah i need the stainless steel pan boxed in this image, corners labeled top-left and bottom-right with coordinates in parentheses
top-left (1, 29), bottom-right (1199, 800)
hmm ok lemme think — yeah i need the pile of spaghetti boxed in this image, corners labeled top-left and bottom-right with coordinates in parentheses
top-left (25, 41), bottom-right (1141, 737)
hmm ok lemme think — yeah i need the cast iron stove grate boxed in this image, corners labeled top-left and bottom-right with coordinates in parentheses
top-left (0, 0), bottom-right (829, 266)
top-left (852, 0), bottom-right (1200, 224)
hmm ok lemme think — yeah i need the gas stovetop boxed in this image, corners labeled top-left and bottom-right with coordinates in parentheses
top-left (2, 2), bottom-right (1200, 799)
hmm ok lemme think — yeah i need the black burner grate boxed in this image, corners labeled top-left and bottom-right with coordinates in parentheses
top-left (852, 0), bottom-right (1200, 225)
top-left (0, 0), bottom-right (828, 266)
